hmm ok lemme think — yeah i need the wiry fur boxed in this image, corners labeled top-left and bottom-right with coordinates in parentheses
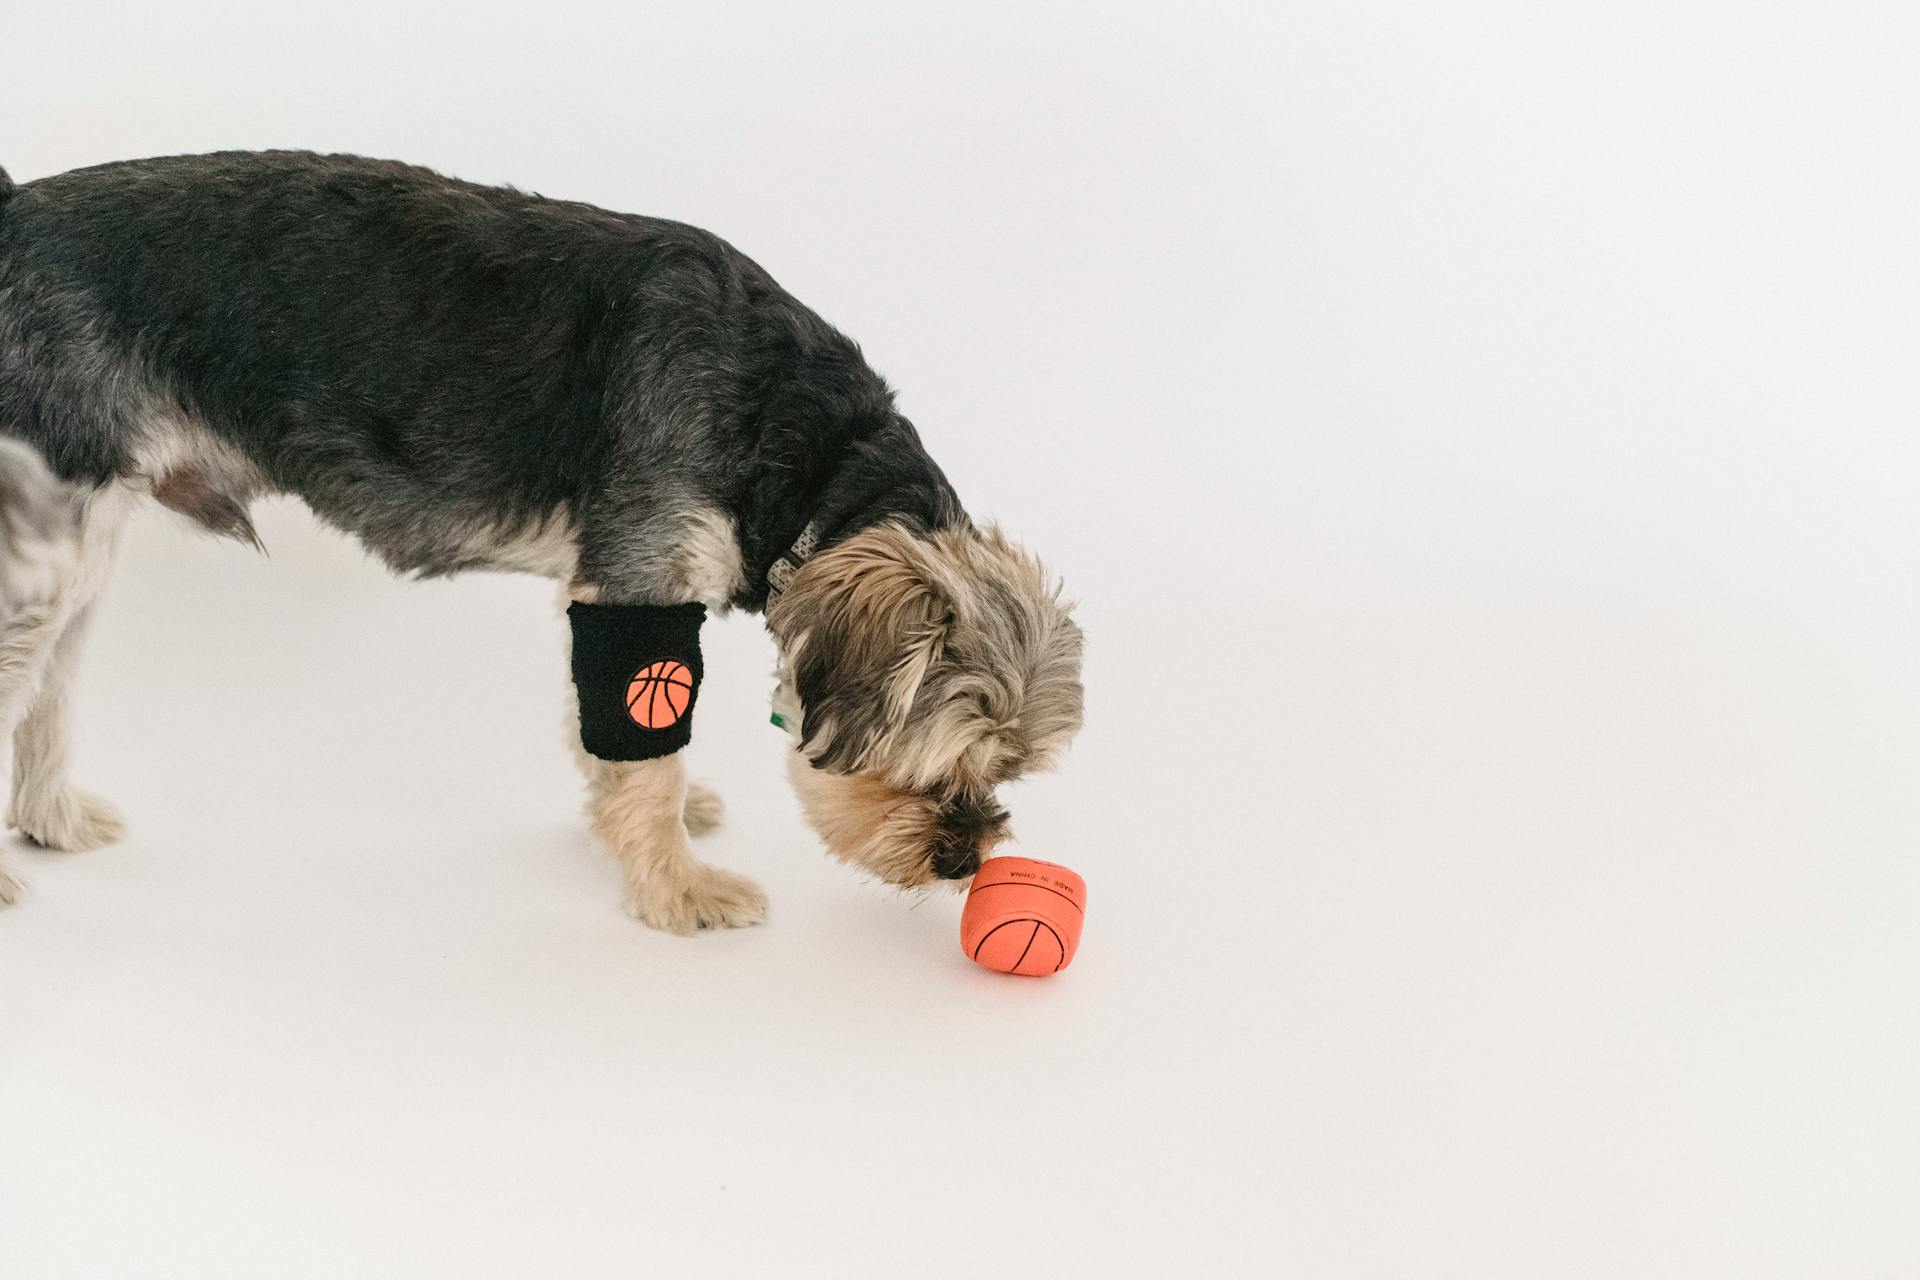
top-left (0, 150), bottom-right (1084, 922)
top-left (768, 522), bottom-right (1083, 886)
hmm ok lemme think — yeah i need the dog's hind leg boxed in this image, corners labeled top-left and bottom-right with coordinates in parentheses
top-left (9, 602), bottom-right (124, 850)
top-left (682, 780), bottom-right (726, 836)
top-left (1, 485), bottom-right (133, 865)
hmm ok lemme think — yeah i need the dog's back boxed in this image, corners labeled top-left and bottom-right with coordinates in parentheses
top-left (0, 151), bottom-right (783, 482)
top-left (0, 151), bottom-right (905, 579)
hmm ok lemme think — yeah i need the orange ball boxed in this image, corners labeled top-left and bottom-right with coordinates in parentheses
top-left (961, 857), bottom-right (1086, 977)
top-left (626, 660), bottom-right (694, 729)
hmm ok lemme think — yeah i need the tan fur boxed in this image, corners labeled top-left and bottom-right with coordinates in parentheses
top-left (682, 780), bottom-right (726, 836)
top-left (783, 749), bottom-right (949, 888)
top-left (583, 751), bottom-right (766, 932)
top-left (767, 521), bottom-right (1082, 887)
top-left (670, 509), bottom-right (747, 609)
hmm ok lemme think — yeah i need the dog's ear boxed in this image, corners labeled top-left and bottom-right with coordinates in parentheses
top-left (767, 525), bottom-right (953, 773)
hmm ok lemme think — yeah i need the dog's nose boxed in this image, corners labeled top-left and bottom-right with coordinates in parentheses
top-left (930, 838), bottom-right (981, 881)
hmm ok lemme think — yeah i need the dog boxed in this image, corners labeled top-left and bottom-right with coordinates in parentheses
top-left (0, 151), bottom-right (1084, 929)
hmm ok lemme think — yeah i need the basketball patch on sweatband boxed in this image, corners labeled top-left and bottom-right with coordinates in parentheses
top-left (568, 601), bottom-right (705, 761)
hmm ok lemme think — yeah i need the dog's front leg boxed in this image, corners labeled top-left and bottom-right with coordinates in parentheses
top-left (563, 576), bottom-right (763, 933)
top-left (583, 752), bottom-right (768, 933)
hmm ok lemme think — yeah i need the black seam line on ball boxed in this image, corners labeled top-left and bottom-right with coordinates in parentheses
top-left (1010, 922), bottom-right (1041, 972)
top-left (631, 662), bottom-right (694, 690)
top-left (1038, 921), bottom-right (1067, 971)
top-left (966, 880), bottom-right (1083, 915)
top-left (971, 919), bottom-right (1027, 962)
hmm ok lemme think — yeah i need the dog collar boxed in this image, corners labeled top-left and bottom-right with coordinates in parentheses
top-left (764, 522), bottom-right (820, 598)
top-left (769, 677), bottom-right (802, 733)
top-left (764, 525), bottom-right (818, 730)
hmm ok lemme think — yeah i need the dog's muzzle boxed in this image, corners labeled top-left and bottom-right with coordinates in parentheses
top-left (930, 791), bottom-right (1010, 880)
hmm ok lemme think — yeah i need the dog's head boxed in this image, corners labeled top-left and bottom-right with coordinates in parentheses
top-left (766, 521), bottom-right (1084, 888)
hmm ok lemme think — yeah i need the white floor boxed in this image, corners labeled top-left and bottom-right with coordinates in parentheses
top-left (3, 504), bottom-right (1290, 1278)
top-left (6, 3), bottom-right (1920, 1276)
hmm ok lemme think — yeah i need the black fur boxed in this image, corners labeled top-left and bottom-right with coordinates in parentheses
top-left (930, 791), bottom-right (1010, 880)
top-left (0, 151), bottom-right (962, 603)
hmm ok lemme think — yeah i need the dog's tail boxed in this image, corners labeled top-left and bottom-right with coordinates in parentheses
top-left (0, 164), bottom-right (14, 205)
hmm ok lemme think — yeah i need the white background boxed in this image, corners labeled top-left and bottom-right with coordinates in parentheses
top-left (3, 2), bottom-right (1918, 1275)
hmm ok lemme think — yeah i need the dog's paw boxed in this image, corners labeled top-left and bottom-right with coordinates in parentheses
top-left (627, 863), bottom-right (768, 935)
top-left (683, 781), bottom-right (725, 836)
top-left (9, 787), bottom-right (126, 853)
top-left (0, 860), bottom-right (21, 906)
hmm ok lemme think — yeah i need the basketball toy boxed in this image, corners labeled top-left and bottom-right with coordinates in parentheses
top-left (960, 857), bottom-right (1086, 977)
top-left (568, 598), bottom-right (704, 763)
top-left (627, 660), bottom-right (694, 729)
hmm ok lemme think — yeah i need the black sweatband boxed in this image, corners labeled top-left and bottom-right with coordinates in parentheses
top-left (568, 601), bottom-right (706, 761)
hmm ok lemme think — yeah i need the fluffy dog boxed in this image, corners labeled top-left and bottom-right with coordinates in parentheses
top-left (0, 152), bottom-right (1083, 929)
